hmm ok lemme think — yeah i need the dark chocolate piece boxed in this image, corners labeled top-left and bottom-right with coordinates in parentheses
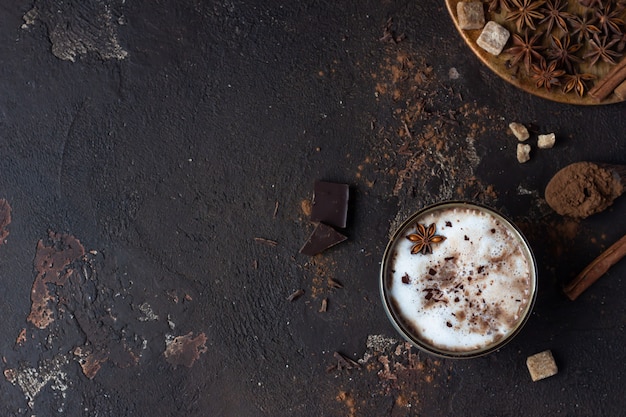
top-left (310, 181), bottom-right (349, 228)
top-left (299, 223), bottom-right (347, 256)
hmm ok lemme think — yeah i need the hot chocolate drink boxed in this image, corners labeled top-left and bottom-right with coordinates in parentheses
top-left (380, 202), bottom-right (537, 357)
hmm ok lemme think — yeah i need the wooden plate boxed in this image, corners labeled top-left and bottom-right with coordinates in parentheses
top-left (445, 0), bottom-right (625, 105)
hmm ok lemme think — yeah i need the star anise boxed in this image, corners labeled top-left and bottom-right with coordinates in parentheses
top-left (505, 31), bottom-right (545, 72)
top-left (612, 31), bottom-right (626, 52)
top-left (540, 0), bottom-right (574, 33)
top-left (578, 0), bottom-right (603, 8)
top-left (546, 34), bottom-right (583, 72)
top-left (584, 33), bottom-right (622, 65)
top-left (568, 12), bottom-right (601, 42)
top-left (406, 223), bottom-right (446, 255)
top-left (488, 0), bottom-right (512, 13)
top-left (594, 3), bottom-right (625, 34)
top-left (562, 71), bottom-right (596, 96)
top-left (530, 59), bottom-right (565, 90)
top-left (506, 0), bottom-right (546, 33)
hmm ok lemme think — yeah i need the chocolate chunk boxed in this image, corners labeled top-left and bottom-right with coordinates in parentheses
top-left (299, 223), bottom-right (347, 256)
top-left (310, 181), bottom-right (349, 228)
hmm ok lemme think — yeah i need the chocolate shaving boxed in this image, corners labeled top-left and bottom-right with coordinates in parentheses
top-left (254, 237), bottom-right (278, 246)
top-left (287, 289), bottom-right (305, 302)
top-left (327, 278), bottom-right (344, 289)
top-left (331, 351), bottom-right (361, 371)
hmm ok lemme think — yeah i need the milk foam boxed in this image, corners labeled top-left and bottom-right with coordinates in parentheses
top-left (387, 207), bottom-right (532, 353)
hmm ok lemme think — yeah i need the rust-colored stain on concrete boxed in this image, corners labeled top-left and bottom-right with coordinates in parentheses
top-left (2, 222), bottom-right (207, 409)
top-left (27, 231), bottom-right (85, 329)
top-left (164, 331), bottom-right (208, 368)
top-left (73, 346), bottom-right (110, 380)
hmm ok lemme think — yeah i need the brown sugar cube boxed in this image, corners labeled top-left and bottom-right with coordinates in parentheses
top-left (516, 143), bottom-right (531, 163)
top-left (476, 21), bottom-right (510, 56)
top-left (537, 133), bottom-right (556, 149)
top-left (526, 350), bottom-right (558, 382)
top-left (509, 122), bottom-right (530, 141)
top-left (457, 2), bottom-right (485, 30)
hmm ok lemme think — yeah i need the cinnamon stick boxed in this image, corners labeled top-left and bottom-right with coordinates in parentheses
top-left (588, 57), bottom-right (626, 101)
top-left (563, 233), bottom-right (626, 301)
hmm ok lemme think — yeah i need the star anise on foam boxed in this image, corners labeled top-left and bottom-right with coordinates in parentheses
top-left (406, 223), bottom-right (446, 255)
top-left (545, 34), bottom-right (583, 72)
top-left (506, 0), bottom-right (546, 33)
top-left (584, 33), bottom-right (622, 65)
top-left (568, 12), bottom-right (601, 42)
top-left (504, 31), bottom-right (545, 73)
top-left (594, 3), bottom-right (626, 34)
top-left (540, 0), bottom-right (574, 33)
top-left (488, 0), bottom-right (512, 13)
top-left (562, 71), bottom-right (596, 96)
top-left (530, 59), bottom-right (565, 90)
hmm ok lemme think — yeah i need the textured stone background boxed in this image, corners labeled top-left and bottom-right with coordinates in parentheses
top-left (0, 0), bottom-right (625, 416)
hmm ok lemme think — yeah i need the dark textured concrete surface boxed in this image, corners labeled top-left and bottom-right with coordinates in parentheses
top-left (1, 0), bottom-right (625, 416)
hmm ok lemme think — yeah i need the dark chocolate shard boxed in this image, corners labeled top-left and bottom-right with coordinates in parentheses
top-left (299, 223), bottom-right (347, 256)
top-left (310, 181), bottom-right (349, 228)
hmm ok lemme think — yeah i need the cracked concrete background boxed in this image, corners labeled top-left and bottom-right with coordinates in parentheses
top-left (1, 0), bottom-right (626, 416)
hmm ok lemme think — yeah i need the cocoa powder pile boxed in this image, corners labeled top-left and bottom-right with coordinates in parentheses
top-left (545, 162), bottom-right (624, 219)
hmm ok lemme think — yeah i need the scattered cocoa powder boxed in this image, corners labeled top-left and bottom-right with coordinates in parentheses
top-left (545, 162), bottom-right (624, 218)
